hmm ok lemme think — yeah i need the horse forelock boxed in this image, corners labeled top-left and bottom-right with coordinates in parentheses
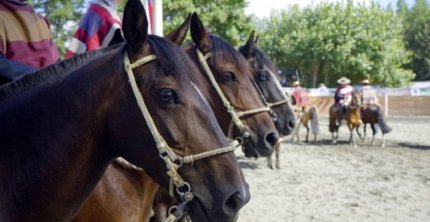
top-left (209, 35), bottom-right (249, 76)
top-left (142, 36), bottom-right (202, 91)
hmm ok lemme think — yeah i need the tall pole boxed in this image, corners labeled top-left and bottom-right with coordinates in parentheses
top-left (153, 0), bottom-right (163, 36)
top-left (140, 0), bottom-right (152, 34)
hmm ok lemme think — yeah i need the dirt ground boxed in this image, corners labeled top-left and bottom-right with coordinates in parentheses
top-left (236, 116), bottom-right (430, 222)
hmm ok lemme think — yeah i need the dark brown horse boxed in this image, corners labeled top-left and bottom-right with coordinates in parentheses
top-left (152, 13), bottom-right (282, 222)
top-left (329, 92), bottom-right (362, 147)
top-left (184, 15), bottom-right (280, 157)
top-left (0, 1), bottom-right (249, 221)
top-left (74, 12), bottom-right (277, 222)
top-left (239, 32), bottom-right (297, 169)
top-left (360, 104), bottom-right (392, 147)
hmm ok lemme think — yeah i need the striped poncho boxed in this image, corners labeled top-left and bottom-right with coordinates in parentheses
top-left (0, 0), bottom-right (59, 68)
top-left (65, 0), bottom-right (122, 58)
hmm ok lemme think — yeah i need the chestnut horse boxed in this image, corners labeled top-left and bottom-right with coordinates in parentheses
top-left (360, 104), bottom-right (392, 147)
top-left (0, 1), bottom-right (249, 221)
top-left (239, 31), bottom-right (297, 169)
top-left (74, 12), bottom-right (277, 222)
top-left (329, 92), bottom-right (362, 147)
top-left (291, 104), bottom-right (320, 143)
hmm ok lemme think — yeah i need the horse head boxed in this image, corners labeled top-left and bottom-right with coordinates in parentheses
top-left (108, 1), bottom-right (249, 221)
top-left (350, 91), bottom-right (362, 109)
top-left (186, 13), bottom-right (279, 158)
top-left (239, 31), bottom-right (296, 137)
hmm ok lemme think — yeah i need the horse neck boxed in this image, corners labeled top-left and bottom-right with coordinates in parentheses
top-left (0, 48), bottom-right (124, 221)
top-left (185, 45), bottom-right (232, 136)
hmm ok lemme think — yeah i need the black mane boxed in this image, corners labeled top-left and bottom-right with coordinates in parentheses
top-left (209, 34), bottom-right (249, 74)
top-left (0, 44), bottom-right (123, 101)
top-left (253, 47), bottom-right (276, 71)
top-left (141, 35), bottom-right (203, 90)
top-left (238, 44), bottom-right (276, 72)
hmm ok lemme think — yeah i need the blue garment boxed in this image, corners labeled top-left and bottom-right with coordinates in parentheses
top-left (0, 54), bottom-right (35, 85)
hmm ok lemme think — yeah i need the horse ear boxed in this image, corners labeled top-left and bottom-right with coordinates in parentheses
top-left (122, 0), bottom-right (149, 53)
top-left (190, 13), bottom-right (212, 53)
top-left (165, 13), bottom-right (192, 46)
top-left (241, 31), bottom-right (256, 59)
top-left (254, 34), bottom-right (259, 44)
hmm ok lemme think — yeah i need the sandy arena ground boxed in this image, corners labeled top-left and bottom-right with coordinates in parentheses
top-left (236, 116), bottom-right (430, 222)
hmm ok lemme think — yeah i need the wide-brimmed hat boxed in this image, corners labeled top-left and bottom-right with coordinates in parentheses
top-left (360, 79), bottom-right (370, 84)
top-left (337, 77), bottom-right (351, 84)
top-left (291, 81), bottom-right (301, 86)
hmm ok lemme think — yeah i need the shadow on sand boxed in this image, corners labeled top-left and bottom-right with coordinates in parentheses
top-left (397, 142), bottom-right (430, 150)
top-left (236, 156), bottom-right (260, 169)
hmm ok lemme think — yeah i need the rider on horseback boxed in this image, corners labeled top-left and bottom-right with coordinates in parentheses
top-left (359, 79), bottom-right (378, 106)
top-left (291, 81), bottom-right (310, 118)
top-left (359, 79), bottom-right (392, 134)
top-left (334, 77), bottom-right (353, 124)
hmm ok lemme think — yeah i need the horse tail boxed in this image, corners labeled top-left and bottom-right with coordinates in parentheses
top-left (329, 106), bottom-right (337, 133)
top-left (310, 106), bottom-right (320, 134)
top-left (376, 108), bottom-right (392, 134)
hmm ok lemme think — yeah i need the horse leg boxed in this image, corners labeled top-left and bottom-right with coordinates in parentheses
top-left (305, 123), bottom-right (310, 143)
top-left (266, 155), bottom-right (273, 169)
top-left (356, 124), bottom-right (362, 140)
top-left (331, 132), bottom-right (337, 144)
top-left (381, 133), bottom-right (386, 147)
top-left (291, 124), bottom-right (298, 142)
top-left (275, 143), bottom-right (281, 169)
top-left (313, 133), bottom-right (317, 144)
top-left (370, 123), bottom-right (376, 146)
top-left (295, 123), bottom-right (302, 142)
top-left (349, 125), bottom-right (357, 147)
top-left (362, 123), bottom-right (367, 142)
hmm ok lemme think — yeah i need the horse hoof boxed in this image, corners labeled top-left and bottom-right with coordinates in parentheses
top-left (276, 164), bottom-right (280, 169)
top-left (267, 164), bottom-right (273, 169)
top-left (331, 140), bottom-right (337, 144)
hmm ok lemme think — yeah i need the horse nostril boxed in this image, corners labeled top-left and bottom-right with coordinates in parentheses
top-left (224, 191), bottom-right (247, 216)
top-left (265, 132), bottom-right (279, 146)
top-left (288, 118), bottom-right (296, 130)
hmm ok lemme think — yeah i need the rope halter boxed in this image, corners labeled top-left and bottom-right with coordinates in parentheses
top-left (196, 48), bottom-right (271, 139)
top-left (124, 50), bottom-right (240, 221)
top-left (247, 57), bottom-right (290, 111)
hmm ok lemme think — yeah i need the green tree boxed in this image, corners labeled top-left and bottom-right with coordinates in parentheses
top-left (163, 0), bottom-right (254, 46)
top-left (401, 0), bottom-right (430, 81)
top-left (28, 0), bottom-right (86, 57)
top-left (256, 2), bottom-right (414, 87)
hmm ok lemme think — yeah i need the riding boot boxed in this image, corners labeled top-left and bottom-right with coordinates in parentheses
top-left (338, 107), bottom-right (345, 125)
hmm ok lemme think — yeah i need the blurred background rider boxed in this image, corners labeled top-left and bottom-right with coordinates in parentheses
top-left (0, 0), bottom-right (59, 84)
top-left (65, 0), bottom-right (123, 58)
top-left (334, 77), bottom-right (353, 124)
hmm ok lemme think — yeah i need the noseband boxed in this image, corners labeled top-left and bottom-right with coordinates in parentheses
top-left (196, 49), bottom-right (271, 140)
top-left (124, 50), bottom-right (240, 221)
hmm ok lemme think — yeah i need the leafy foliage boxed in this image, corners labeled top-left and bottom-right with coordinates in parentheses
top-left (29, 0), bottom-right (87, 57)
top-left (255, 2), bottom-right (414, 87)
top-left (163, 0), bottom-right (253, 46)
top-left (399, 0), bottom-right (430, 81)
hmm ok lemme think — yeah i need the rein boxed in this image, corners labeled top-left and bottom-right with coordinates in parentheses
top-left (124, 51), bottom-right (240, 222)
top-left (196, 49), bottom-right (271, 140)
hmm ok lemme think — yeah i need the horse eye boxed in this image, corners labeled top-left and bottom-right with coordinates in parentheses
top-left (258, 73), bottom-right (269, 81)
top-left (223, 71), bottom-right (236, 82)
top-left (159, 88), bottom-right (179, 104)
